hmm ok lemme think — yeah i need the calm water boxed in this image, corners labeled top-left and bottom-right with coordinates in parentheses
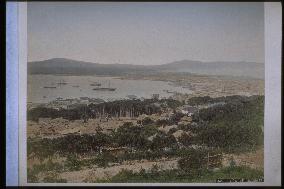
top-left (28, 75), bottom-right (192, 103)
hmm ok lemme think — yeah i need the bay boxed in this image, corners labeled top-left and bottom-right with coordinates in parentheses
top-left (28, 74), bottom-right (192, 103)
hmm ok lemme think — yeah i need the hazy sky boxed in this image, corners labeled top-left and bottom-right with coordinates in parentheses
top-left (28, 2), bottom-right (264, 65)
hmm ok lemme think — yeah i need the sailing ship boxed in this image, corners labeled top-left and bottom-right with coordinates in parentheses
top-left (57, 79), bottom-right (68, 85)
top-left (90, 82), bottom-right (101, 86)
top-left (93, 81), bottom-right (116, 91)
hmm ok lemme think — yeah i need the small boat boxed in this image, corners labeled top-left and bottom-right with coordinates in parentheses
top-left (43, 86), bottom-right (56, 89)
top-left (127, 95), bottom-right (138, 100)
top-left (163, 89), bottom-right (175, 93)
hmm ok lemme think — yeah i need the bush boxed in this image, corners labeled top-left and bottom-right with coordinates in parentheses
top-left (192, 95), bottom-right (264, 153)
top-left (65, 154), bottom-right (82, 171)
top-left (178, 133), bottom-right (192, 146)
top-left (151, 132), bottom-right (177, 150)
top-left (164, 99), bottom-right (183, 109)
top-left (142, 124), bottom-right (158, 137)
top-left (115, 124), bottom-right (150, 149)
top-left (177, 123), bottom-right (191, 131)
top-left (168, 127), bottom-right (178, 135)
top-left (170, 112), bottom-right (184, 124)
top-left (96, 165), bottom-right (263, 183)
top-left (178, 150), bottom-right (207, 173)
top-left (156, 119), bottom-right (172, 126)
top-left (142, 117), bottom-right (154, 125)
top-left (187, 96), bottom-right (213, 106)
top-left (94, 152), bottom-right (116, 168)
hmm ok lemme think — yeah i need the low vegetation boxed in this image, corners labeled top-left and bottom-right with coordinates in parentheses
top-left (27, 95), bottom-right (264, 183)
top-left (95, 166), bottom-right (263, 183)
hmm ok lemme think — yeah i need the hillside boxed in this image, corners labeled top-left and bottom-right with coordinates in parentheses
top-left (156, 60), bottom-right (264, 79)
top-left (28, 58), bottom-right (156, 76)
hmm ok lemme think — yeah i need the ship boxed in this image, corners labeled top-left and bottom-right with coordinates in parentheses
top-left (93, 87), bottom-right (116, 91)
top-left (93, 81), bottom-right (116, 91)
top-left (90, 82), bottom-right (101, 86)
top-left (43, 86), bottom-right (56, 89)
top-left (57, 79), bottom-right (68, 85)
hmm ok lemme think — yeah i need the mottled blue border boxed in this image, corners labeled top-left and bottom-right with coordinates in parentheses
top-left (6, 2), bottom-right (19, 186)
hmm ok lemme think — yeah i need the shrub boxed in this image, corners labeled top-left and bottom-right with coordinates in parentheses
top-left (115, 124), bottom-right (150, 149)
top-left (142, 117), bottom-right (154, 125)
top-left (151, 132), bottom-right (177, 150)
top-left (177, 123), bottom-right (191, 131)
top-left (170, 112), bottom-right (184, 124)
top-left (94, 152), bottom-right (116, 168)
top-left (65, 154), bottom-right (82, 171)
top-left (192, 95), bottom-right (264, 153)
top-left (142, 124), bottom-right (158, 137)
top-left (178, 133), bottom-right (192, 146)
top-left (168, 127), bottom-right (178, 135)
top-left (156, 119), bottom-right (172, 126)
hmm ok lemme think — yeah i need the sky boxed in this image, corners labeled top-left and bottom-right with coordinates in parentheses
top-left (28, 2), bottom-right (264, 65)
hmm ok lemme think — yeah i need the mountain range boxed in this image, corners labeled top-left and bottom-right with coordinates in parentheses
top-left (28, 58), bottom-right (264, 79)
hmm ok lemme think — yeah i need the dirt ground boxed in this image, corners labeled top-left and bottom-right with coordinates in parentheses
top-left (28, 117), bottom-right (138, 138)
top-left (27, 112), bottom-right (168, 139)
top-left (223, 147), bottom-right (264, 170)
top-left (57, 158), bottom-right (179, 183)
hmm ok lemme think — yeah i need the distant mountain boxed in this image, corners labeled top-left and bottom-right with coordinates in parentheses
top-left (28, 58), bottom-right (155, 75)
top-left (155, 60), bottom-right (264, 79)
top-left (28, 58), bottom-right (264, 79)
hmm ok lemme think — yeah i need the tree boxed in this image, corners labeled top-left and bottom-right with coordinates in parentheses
top-left (115, 124), bottom-right (149, 150)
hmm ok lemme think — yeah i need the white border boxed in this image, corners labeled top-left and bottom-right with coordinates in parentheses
top-left (263, 2), bottom-right (282, 186)
top-left (18, 2), bottom-right (27, 186)
top-left (18, 2), bottom-right (282, 186)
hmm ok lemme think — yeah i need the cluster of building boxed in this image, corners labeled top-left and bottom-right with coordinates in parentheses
top-left (28, 93), bottom-right (165, 111)
top-left (28, 97), bottom-right (105, 110)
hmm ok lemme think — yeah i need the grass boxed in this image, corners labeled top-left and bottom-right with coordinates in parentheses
top-left (95, 166), bottom-right (263, 183)
top-left (42, 172), bottom-right (67, 183)
top-left (27, 159), bottom-right (65, 183)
